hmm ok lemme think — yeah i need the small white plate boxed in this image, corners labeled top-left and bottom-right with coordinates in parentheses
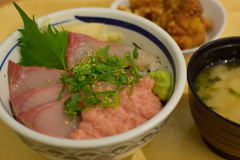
top-left (111, 0), bottom-right (227, 55)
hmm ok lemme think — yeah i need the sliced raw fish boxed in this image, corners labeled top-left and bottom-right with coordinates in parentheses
top-left (11, 83), bottom-right (68, 115)
top-left (8, 61), bottom-right (64, 98)
top-left (66, 33), bottom-right (160, 70)
top-left (66, 33), bottom-right (100, 69)
top-left (17, 97), bottom-right (77, 138)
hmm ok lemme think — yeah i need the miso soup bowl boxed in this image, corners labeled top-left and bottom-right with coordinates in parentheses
top-left (188, 37), bottom-right (240, 160)
top-left (0, 7), bottom-right (186, 160)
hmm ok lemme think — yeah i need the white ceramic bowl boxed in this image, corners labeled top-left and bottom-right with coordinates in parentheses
top-left (0, 7), bottom-right (186, 160)
top-left (111, 0), bottom-right (227, 55)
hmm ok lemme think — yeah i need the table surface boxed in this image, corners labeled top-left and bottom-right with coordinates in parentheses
top-left (0, 0), bottom-right (240, 160)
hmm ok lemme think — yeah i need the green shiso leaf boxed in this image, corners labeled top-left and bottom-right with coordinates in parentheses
top-left (13, 2), bottom-right (67, 70)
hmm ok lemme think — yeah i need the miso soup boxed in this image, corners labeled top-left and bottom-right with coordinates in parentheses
top-left (194, 61), bottom-right (240, 123)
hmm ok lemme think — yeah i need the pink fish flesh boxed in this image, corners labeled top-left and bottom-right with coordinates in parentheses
top-left (11, 83), bottom-right (68, 115)
top-left (8, 61), bottom-right (64, 98)
top-left (17, 97), bottom-right (77, 138)
top-left (66, 32), bottom-right (155, 69)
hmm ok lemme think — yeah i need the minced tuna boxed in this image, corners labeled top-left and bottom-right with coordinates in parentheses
top-left (69, 77), bottom-right (162, 139)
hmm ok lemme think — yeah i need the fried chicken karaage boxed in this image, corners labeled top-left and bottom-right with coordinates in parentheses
top-left (118, 0), bottom-right (213, 50)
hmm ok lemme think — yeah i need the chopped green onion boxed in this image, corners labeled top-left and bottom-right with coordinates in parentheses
top-left (61, 45), bottom-right (142, 118)
top-left (133, 47), bottom-right (138, 59)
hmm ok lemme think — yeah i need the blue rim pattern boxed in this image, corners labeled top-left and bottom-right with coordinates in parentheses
top-left (0, 16), bottom-right (176, 77)
top-left (0, 42), bottom-right (19, 70)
